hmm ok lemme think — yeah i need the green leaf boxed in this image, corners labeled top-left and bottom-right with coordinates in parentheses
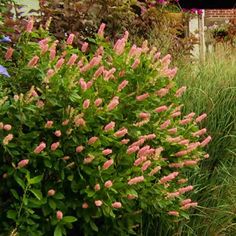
top-left (7, 210), bottom-right (17, 220)
top-left (49, 199), bottom-right (57, 209)
top-left (63, 216), bottom-right (77, 223)
top-left (30, 189), bottom-right (43, 200)
top-left (10, 189), bottom-right (20, 200)
top-left (15, 175), bottom-right (25, 189)
top-left (54, 192), bottom-right (65, 200)
top-left (29, 175), bottom-right (43, 185)
top-left (90, 221), bottom-right (98, 232)
top-left (54, 225), bottom-right (62, 236)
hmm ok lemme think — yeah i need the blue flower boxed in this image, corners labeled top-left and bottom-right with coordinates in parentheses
top-left (0, 36), bottom-right (11, 43)
top-left (0, 65), bottom-right (10, 77)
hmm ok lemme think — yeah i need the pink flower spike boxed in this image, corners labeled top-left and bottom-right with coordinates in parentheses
top-left (46, 69), bottom-right (55, 79)
top-left (131, 58), bottom-right (140, 69)
top-left (184, 112), bottom-right (196, 119)
top-left (28, 56), bottom-right (39, 67)
top-left (54, 130), bottom-right (62, 137)
top-left (171, 111), bottom-right (181, 118)
top-left (103, 159), bottom-right (114, 170)
top-left (155, 105), bottom-right (168, 113)
top-left (55, 58), bottom-right (65, 69)
top-left (17, 159), bottom-right (29, 168)
top-left (49, 48), bottom-right (56, 60)
top-left (26, 18), bottom-right (34, 32)
top-left (167, 192), bottom-right (180, 198)
top-left (88, 136), bottom-right (98, 145)
top-left (79, 78), bottom-right (87, 91)
top-left (136, 93), bottom-right (149, 101)
top-left (139, 112), bottom-right (150, 119)
top-left (102, 149), bottom-right (112, 156)
top-left (168, 128), bottom-right (177, 134)
top-left (82, 202), bottom-right (89, 209)
top-left (127, 145), bottom-right (139, 155)
top-left (104, 121), bottom-right (115, 132)
top-left (107, 97), bottom-right (119, 111)
top-left (128, 176), bottom-right (144, 185)
top-left (184, 160), bottom-right (198, 166)
top-left (196, 113), bottom-right (207, 123)
top-left (87, 80), bottom-right (93, 89)
top-left (66, 33), bottom-right (75, 45)
top-left (121, 139), bottom-right (130, 144)
top-left (178, 178), bottom-right (188, 184)
top-left (159, 172), bottom-right (179, 184)
top-left (156, 88), bottom-right (169, 97)
top-left (141, 160), bottom-right (151, 171)
top-left (76, 145), bottom-right (84, 153)
top-left (114, 128), bottom-right (128, 138)
top-left (3, 134), bottom-right (14, 145)
top-left (74, 117), bottom-right (86, 126)
top-left (67, 54), bottom-right (78, 66)
top-left (34, 142), bottom-right (46, 154)
top-left (200, 136), bottom-right (212, 147)
top-left (175, 86), bottom-right (187, 97)
top-left (94, 66), bottom-right (104, 78)
top-left (181, 199), bottom-right (192, 206)
top-left (5, 47), bottom-right (14, 60)
top-left (94, 183), bottom-right (101, 191)
top-left (3, 124), bottom-right (12, 131)
top-left (104, 180), bottom-right (113, 188)
top-left (112, 202), bottom-right (122, 209)
top-left (181, 202), bottom-right (198, 210)
top-left (95, 200), bottom-right (103, 207)
top-left (94, 98), bottom-right (103, 107)
top-left (62, 119), bottom-right (69, 126)
top-left (118, 80), bottom-right (129, 92)
top-left (175, 150), bottom-right (188, 157)
top-left (168, 211), bottom-right (179, 217)
top-left (148, 166), bottom-right (161, 176)
top-left (51, 142), bottom-right (60, 151)
top-left (83, 99), bottom-right (90, 109)
top-left (81, 42), bottom-right (89, 52)
top-left (192, 128), bottom-right (207, 137)
top-left (56, 211), bottom-right (63, 221)
top-left (179, 118), bottom-right (192, 125)
top-left (45, 120), bottom-right (53, 128)
top-left (98, 23), bottom-right (106, 37)
top-left (178, 185), bottom-right (193, 194)
top-left (47, 189), bottom-right (56, 197)
top-left (160, 120), bottom-right (171, 129)
top-left (169, 162), bottom-right (184, 168)
top-left (83, 156), bottom-right (94, 164)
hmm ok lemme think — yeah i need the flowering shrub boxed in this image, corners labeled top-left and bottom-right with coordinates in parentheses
top-left (0, 21), bottom-right (211, 235)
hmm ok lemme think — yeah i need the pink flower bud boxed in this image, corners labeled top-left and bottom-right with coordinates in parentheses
top-left (104, 121), bottom-right (115, 131)
top-left (51, 142), bottom-right (60, 151)
top-left (55, 58), bottom-right (65, 69)
top-left (114, 38), bottom-right (126, 55)
top-left (26, 18), bottom-right (34, 32)
top-left (184, 112), bottom-right (196, 119)
top-left (168, 128), bottom-right (177, 134)
top-left (112, 202), bottom-right (122, 209)
top-left (88, 136), bottom-right (98, 145)
top-left (168, 211), bottom-right (179, 216)
top-left (128, 176), bottom-right (144, 185)
top-left (102, 149), bottom-right (112, 156)
top-left (175, 86), bottom-right (187, 97)
top-left (56, 211), bottom-right (63, 220)
top-left (3, 124), bottom-right (12, 131)
top-left (169, 162), bottom-right (184, 168)
top-left (95, 200), bottom-right (103, 207)
top-left (28, 56), bottom-right (39, 67)
top-left (181, 199), bottom-right (192, 206)
top-left (83, 156), bottom-right (94, 164)
top-left (136, 93), bottom-right (149, 101)
top-left (161, 54), bottom-right (171, 64)
top-left (46, 69), bottom-right (55, 79)
top-left (127, 145), bottom-right (139, 155)
top-left (127, 194), bottom-right (137, 199)
top-left (94, 66), bottom-right (104, 78)
top-left (204, 154), bottom-right (209, 159)
top-left (160, 120), bottom-right (171, 129)
top-left (178, 185), bottom-right (193, 194)
top-left (76, 145), bottom-right (84, 153)
top-left (200, 136), bottom-right (212, 147)
top-left (114, 128), bottom-right (128, 138)
top-left (184, 160), bottom-right (198, 166)
top-left (192, 128), bottom-right (207, 137)
top-left (66, 33), bottom-right (75, 45)
top-left (139, 112), bottom-right (150, 119)
top-left (74, 117), bottom-right (86, 126)
top-left (118, 80), bottom-right (129, 92)
top-left (81, 42), bottom-right (89, 52)
top-left (104, 180), bottom-right (113, 188)
top-left (47, 189), bottom-right (56, 196)
top-left (86, 80), bottom-right (93, 89)
top-left (121, 139), bottom-right (130, 144)
top-left (50, 48), bottom-right (56, 60)
top-left (155, 105), bottom-right (168, 113)
top-left (107, 97), bottom-right (119, 111)
top-left (137, 145), bottom-right (150, 157)
top-left (134, 156), bottom-right (147, 166)
top-left (3, 134), bottom-right (14, 145)
top-left (54, 130), bottom-right (61, 137)
top-left (83, 99), bottom-right (90, 109)
top-left (196, 113), bottom-right (207, 123)
top-left (175, 150), bottom-right (188, 157)
top-left (45, 120), bottom-right (53, 128)
top-left (94, 183), bottom-right (101, 191)
top-left (82, 202), bottom-right (89, 209)
top-left (79, 78), bottom-right (87, 91)
top-left (103, 159), bottom-right (114, 170)
top-left (104, 68), bottom-right (116, 81)
top-left (40, 44), bottom-right (49, 54)
top-left (17, 159), bottom-right (29, 168)
top-left (178, 178), bottom-right (188, 184)
top-left (159, 172), bottom-right (179, 184)
top-left (171, 111), bottom-right (181, 118)
top-left (179, 118), bottom-right (192, 125)
top-left (154, 52), bottom-right (161, 60)
top-left (148, 166), bottom-right (161, 176)
top-left (178, 139), bottom-right (189, 146)
top-left (67, 54), bottom-right (78, 66)
top-left (141, 160), bottom-right (151, 171)
top-left (95, 46), bottom-right (104, 56)
top-left (5, 47), bottom-right (14, 60)
top-left (98, 23), bottom-right (106, 37)
top-left (94, 98), bottom-right (103, 107)
top-left (34, 142), bottom-right (46, 154)
top-left (156, 88), bottom-right (169, 97)
top-left (131, 58), bottom-right (140, 69)
top-left (167, 136), bottom-right (182, 143)
top-left (181, 202), bottom-right (198, 210)
top-left (62, 119), bottom-right (69, 126)
top-left (167, 192), bottom-right (180, 198)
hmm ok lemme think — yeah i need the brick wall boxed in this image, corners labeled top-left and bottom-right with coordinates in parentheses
top-left (205, 9), bottom-right (236, 19)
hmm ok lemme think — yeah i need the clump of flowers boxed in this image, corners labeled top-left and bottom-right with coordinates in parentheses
top-left (0, 20), bottom-right (211, 235)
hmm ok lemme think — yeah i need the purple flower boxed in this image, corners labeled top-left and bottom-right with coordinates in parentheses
top-left (0, 65), bottom-right (10, 77)
top-left (0, 36), bottom-right (11, 43)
